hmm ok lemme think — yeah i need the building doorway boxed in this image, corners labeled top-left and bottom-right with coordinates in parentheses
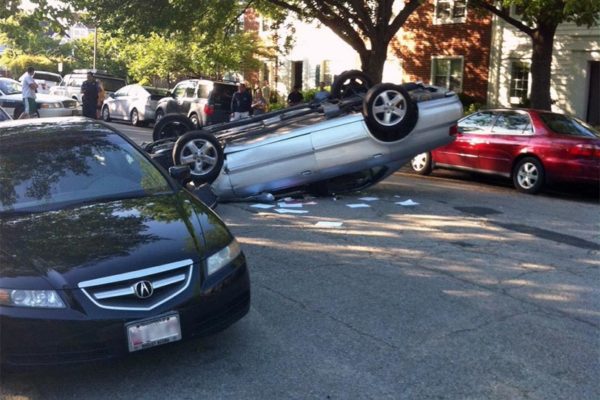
top-left (292, 61), bottom-right (303, 90)
top-left (587, 61), bottom-right (600, 125)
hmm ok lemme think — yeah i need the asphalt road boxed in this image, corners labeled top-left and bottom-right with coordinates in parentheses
top-left (1, 122), bottom-right (598, 399)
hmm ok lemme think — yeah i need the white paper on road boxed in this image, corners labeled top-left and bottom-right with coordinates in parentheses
top-left (277, 202), bottom-right (304, 208)
top-left (315, 221), bottom-right (344, 228)
top-left (396, 199), bottom-right (419, 206)
top-left (274, 208), bottom-right (309, 214)
top-left (346, 203), bottom-right (371, 208)
top-left (251, 203), bottom-right (276, 209)
top-left (359, 197), bottom-right (379, 201)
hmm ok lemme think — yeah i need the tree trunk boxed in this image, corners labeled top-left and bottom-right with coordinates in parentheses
top-left (359, 39), bottom-right (389, 84)
top-left (529, 23), bottom-right (557, 110)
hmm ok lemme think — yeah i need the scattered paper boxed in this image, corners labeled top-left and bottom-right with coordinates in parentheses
top-left (277, 202), bottom-right (304, 208)
top-left (274, 208), bottom-right (309, 214)
top-left (346, 203), bottom-right (371, 208)
top-left (315, 221), bottom-right (344, 228)
top-left (359, 197), bottom-right (379, 201)
top-left (396, 199), bottom-right (419, 206)
top-left (251, 203), bottom-right (276, 209)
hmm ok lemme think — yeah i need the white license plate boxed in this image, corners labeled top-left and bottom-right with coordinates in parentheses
top-left (126, 313), bottom-right (182, 352)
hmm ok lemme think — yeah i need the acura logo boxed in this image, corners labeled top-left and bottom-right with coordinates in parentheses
top-left (133, 280), bottom-right (154, 299)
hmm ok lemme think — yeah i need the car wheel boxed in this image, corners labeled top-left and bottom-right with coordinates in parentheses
top-left (330, 70), bottom-right (373, 100)
top-left (363, 83), bottom-right (418, 142)
top-left (13, 104), bottom-right (24, 119)
top-left (155, 109), bottom-right (165, 124)
top-left (102, 105), bottom-right (111, 122)
top-left (152, 113), bottom-right (195, 141)
top-left (189, 113), bottom-right (201, 129)
top-left (172, 131), bottom-right (224, 185)
top-left (130, 108), bottom-right (141, 126)
top-left (513, 157), bottom-right (545, 194)
top-left (410, 152), bottom-right (432, 175)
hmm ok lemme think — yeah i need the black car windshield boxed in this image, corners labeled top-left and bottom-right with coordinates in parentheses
top-left (0, 121), bottom-right (173, 213)
top-left (0, 79), bottom-right (22, 95)
top-left (540, 113), bottom-right (600, 138)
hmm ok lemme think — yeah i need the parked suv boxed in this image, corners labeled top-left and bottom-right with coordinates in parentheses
top-left (49, 69), bottom-right (126, 102)
top-left (155, 79), bottom-right (237, 128)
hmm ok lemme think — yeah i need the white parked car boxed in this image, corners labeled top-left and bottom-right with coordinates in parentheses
top-left (30, 71), bottom-right (63, 94)
top-left (101, 84), bottom-right (169, 126)
top-left (0, 78), bottom-right (80, 119)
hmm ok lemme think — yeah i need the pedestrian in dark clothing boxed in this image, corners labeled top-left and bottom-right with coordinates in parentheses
top-left (81, 72), bottom-right (100, 119)
top-left (287, 85), bottom-right (303, 107)
top-left (230, 82), bottom-right (252, 121)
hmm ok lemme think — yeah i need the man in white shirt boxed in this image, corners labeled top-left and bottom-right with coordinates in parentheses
top-left (19, 66), bottom-right (38, 119)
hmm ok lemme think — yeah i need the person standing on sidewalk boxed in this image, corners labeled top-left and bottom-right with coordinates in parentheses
top-left (81, 72), bottom-right (100, 119)
top-left (230, 82), bottom-right (252, 121)
top-left (19, 66), bottom-right (38, 119)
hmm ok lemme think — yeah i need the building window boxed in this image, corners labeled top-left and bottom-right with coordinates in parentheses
top-left (509, 62), bottom-right (529, 105)
top-left (431, 57), bottom-right (463, 92)
top-left (434, 0), bottom-right (468, 24)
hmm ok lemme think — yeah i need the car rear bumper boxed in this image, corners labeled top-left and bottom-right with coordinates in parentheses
top-left (0, 262), bottom-right (250, 368)
top-left (39, 108), bottom-right (81, 118)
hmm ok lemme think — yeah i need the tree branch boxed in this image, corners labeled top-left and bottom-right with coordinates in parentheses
top-left (387, 0), bottom-right (422, 42)
top-left (470, 0), bottom-right (535, 37)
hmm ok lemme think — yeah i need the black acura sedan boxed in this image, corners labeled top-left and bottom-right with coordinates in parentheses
top-left (0, 118), bottom-right (250, 368)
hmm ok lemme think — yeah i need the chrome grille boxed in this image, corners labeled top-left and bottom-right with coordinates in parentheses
top-left (62, 99), bottom-right (79, 109)
top-left (78, 259), bottom-right (194, 311)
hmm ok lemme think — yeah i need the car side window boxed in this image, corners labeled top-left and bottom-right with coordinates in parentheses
top-left (184, 85), bottom-right (196, 98)
top-left (492, 112), bottom-right (533, 135)
top-left (459, 112), bottom-right (495, 134)
top-left (115, 87), bottom-right (128, 97)
top-left (172, 84), bottom-right (186, 99)
top-left (197, 84), bottom-right (211, 99)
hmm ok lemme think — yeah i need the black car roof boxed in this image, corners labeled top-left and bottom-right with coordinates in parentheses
top-left (0, 118), bottom-right (114, 139)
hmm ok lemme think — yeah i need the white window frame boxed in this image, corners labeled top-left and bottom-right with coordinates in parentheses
top-left (509, 61), bottom-right (530, 105)
top-left (430, 56), bottom-right (464, 93)
top-left (433, 0), bottom-right (468, 25)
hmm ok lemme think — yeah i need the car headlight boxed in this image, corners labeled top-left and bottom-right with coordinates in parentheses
top-left (206, 239), bottom-right (242, 276)
top-left (0, 289), bottom-right (66, 308)
top-left (39, 102), bottom-right (62, 109)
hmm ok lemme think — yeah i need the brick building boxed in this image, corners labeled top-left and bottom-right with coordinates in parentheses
top-left (394, 0), bottom-right (493, 105)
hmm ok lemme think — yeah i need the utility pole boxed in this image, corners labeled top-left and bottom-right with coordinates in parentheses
top-left (93, 26), bottom-right (97, 69)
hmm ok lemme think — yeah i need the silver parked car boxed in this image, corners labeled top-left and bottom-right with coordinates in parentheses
top-left (146, 71), bottom-right (463, 200)
top-left (31, 71), bottom-right (63, 94)
top-left (101, 84), bottom-right (169, 126)
top-left (0, 78), bottom-right (80, 119)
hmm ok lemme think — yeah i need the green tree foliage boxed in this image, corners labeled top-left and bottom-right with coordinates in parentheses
top-left (471, 0), bottom-right (600, 110)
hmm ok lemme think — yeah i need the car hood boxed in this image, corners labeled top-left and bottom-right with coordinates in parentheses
top-left (0, 93), bottom-right (72, 103)
top-left (0, 191), bottom-right (229, 290)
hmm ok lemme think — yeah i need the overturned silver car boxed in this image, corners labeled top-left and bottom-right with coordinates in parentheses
top-left (145, 71), bottom-right (463, 201)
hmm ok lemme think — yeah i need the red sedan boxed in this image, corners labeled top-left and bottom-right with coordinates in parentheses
top-left (410, 109), bottom-right (600, 194)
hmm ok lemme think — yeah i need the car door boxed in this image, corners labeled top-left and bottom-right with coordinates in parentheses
top-left (476, 111), bottom-right (533, 176)
top-left (178, 82), bottom-right (197, 116)
top-left (434, 111), bottom-right (495, 169)
top-left (112, 86), bottom-right (129, 119)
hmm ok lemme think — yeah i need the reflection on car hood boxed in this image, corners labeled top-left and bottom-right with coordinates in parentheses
top-left (0, 93), bottom-right (73, 103)
top-left (0, 192), bottom-right (213, 289)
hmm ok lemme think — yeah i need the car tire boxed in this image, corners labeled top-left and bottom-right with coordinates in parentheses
top-left (410, 152), bottom-right (432, 175)
top-left (13, 104), bottom-right (24, 119)
top-left (513, 157), bottom-right (545, 194)
top-left (172, 131), bottom-right (224, 185)
top-left (152, 113), bottom-right (195, 141)
top-left (330, 70), bottom-right (373, 100)
top-left (130, 108), bottom-right (141, 126)
top-left (189, 113), bottom-right (201, 129)
top-left (102, 105), bottom-right (111, 122)
top-left (363, 83), bottom-right (418, 142)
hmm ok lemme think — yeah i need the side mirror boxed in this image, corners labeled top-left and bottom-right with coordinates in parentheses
top-left (168, 165), bottom-right (191, 182)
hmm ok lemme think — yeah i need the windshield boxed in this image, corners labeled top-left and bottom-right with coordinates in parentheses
top-left (540, 113), bottom-right (600, 138)
top-left (34, 73), bottom-right (62, 83)
top-left (0, 122), bottom-right (173, 213)
top-left (0, 79), bottom-right (23, 95)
